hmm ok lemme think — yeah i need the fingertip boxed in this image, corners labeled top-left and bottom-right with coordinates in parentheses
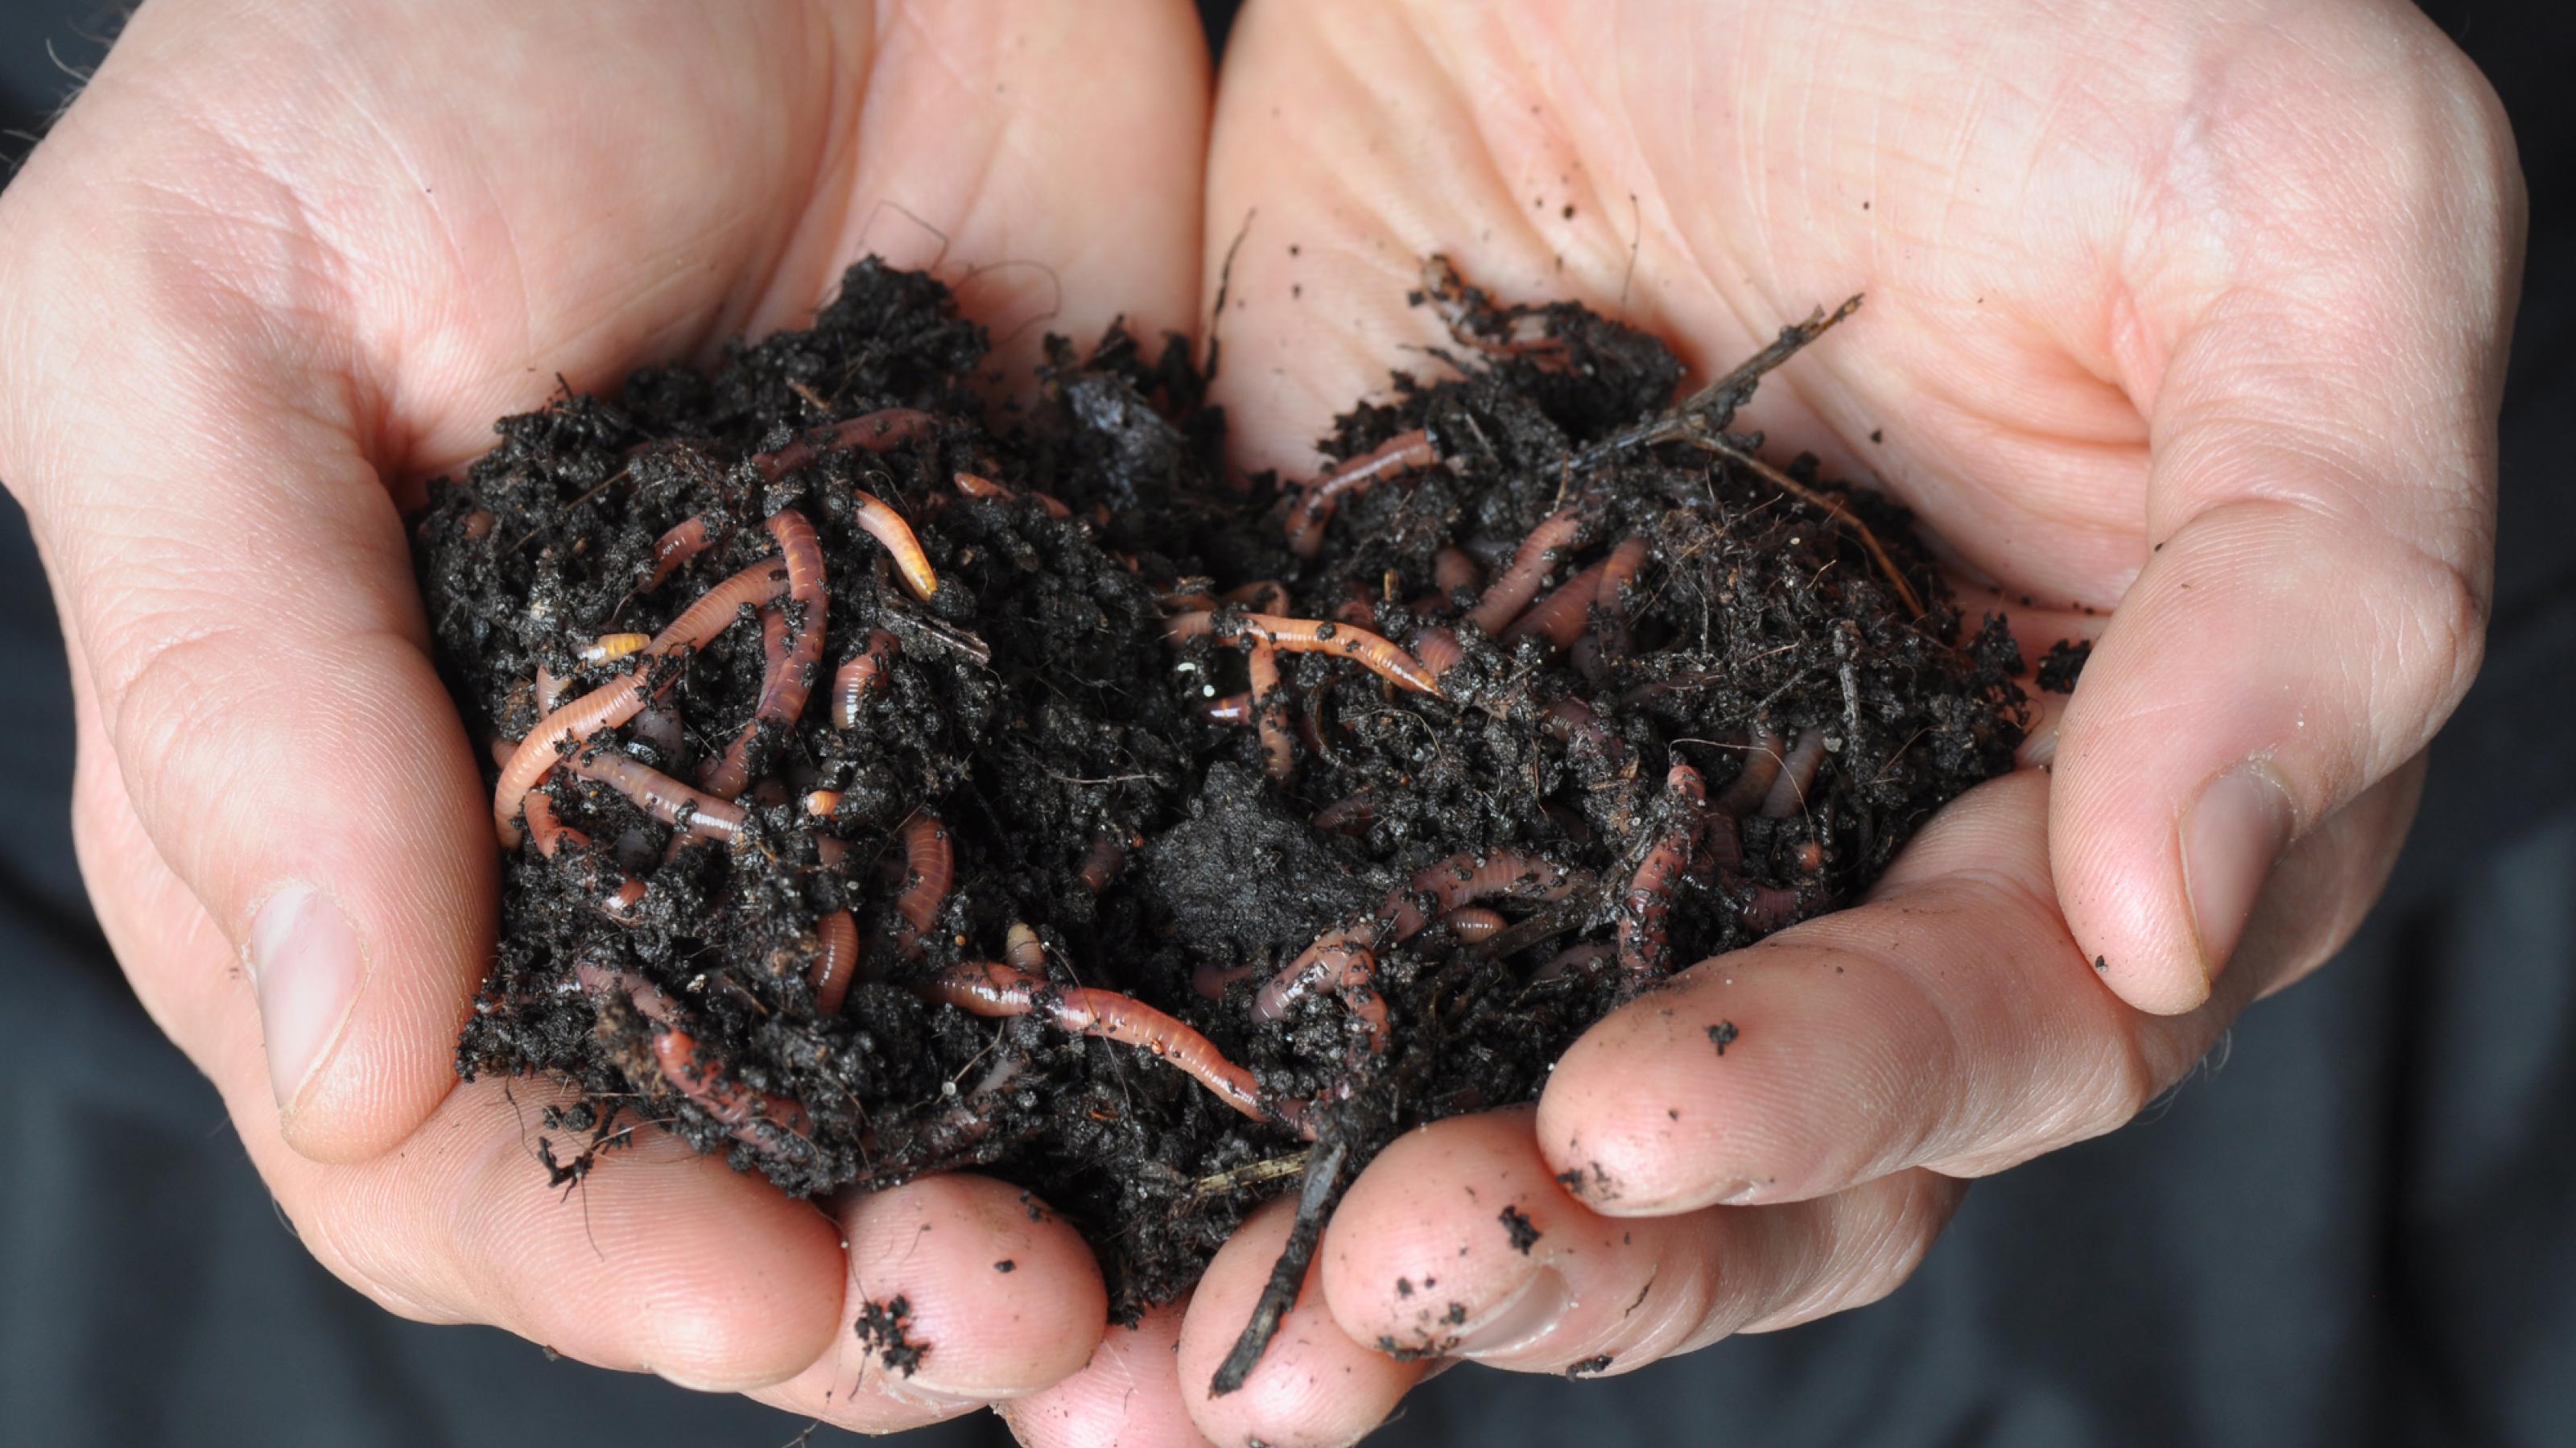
top-left (1003, 1299), bottom-right (1216, 1448)
top-left (839, 1175), bottom-right (1108, 1401)
top-left (1179, 1196), bottom-right (1421, 1448)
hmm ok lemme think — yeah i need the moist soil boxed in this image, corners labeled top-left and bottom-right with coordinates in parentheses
top-left (414, 256), bottom-right (2025, 1354)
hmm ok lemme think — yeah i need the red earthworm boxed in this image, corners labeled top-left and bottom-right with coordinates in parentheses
top-left (1191, 960), bottom-right (1259, 1002)
top-left (1532, 942), bottom-right (1613, 982)
top-left (890, 815), bottom-right (952, 954)
top-left (1713, 728), bottom-right (1789, 815)
top-left (1249, 931), bottom-right (1389, 1058)
top-left (539, 632), bottom-right (654, 716)
top-left (831, 629), bottom-right (900, 729)
top-left (751, 407), bottom-right (933, 481)
top-left (1285, 428), bottom-right (1439, 558)
top-left (522, 790), bottom-right (648, 918)
top-left (629, 703), bottom-right (686, 762)
top-left (1596, 537), bottom-right (1648, 628)
top-left (1619, 765), bottom-right (1708, 982)
top-left (1249, 643), bottom-right (1294, 782)
top-left (1408, 625), bottom-right (1465, 679)
top-left (575, 963), bottom-right (813, 1151)
top-left (1333, 582), bottom-right (1377, 629)
top-left (1505, 559), bottom-right (1609, 649)
top-left (564, 745), bottom-right (749, 842)
top-left (1468, 509), bottom-right (1585, 636)
top-left (1198, 691), bottom-right (1254, 725)
top-left (1434, 546), bottom-right (1481, 595)
top-left (647, 557), bottom-right (793, 654)
top-left (955, 470), bottom-right (1073, 519)
top-left (811, 909), bottom-right (860, 1014)
top-left (853, 489), bottom-right (939, 600)
top-left (1264, 850), bottom-right (1579, 1021)
top-left (1164, 612), bottom-right (1443, 696)
top-left (1761, 729), bottom-right (1827, 818)
top-left (644, 514), bottom-right (715, 591)
top-left (805, 790), bottom-right (841, 818)
top-left (533, 665), bottom-right (568, 716)
top-left (1311, 789), bottom-right (1375, 832)
top-left (1702, 810), bottom-right (1745, 872)
top-left (1078, 835), bottom-right (1127, 894)
top-left (1005, 922), bottom-right (1048, 973)
top-left (704, 510), bottom-right (828, 800)
top-left (462, 509), bottom-right (496, 540)
top-left (1440, 906), bottom-right (1508, 943)
top-left (921, 961), bottom-right (1278, 1128)
top-left (1542, 698), bottom-right (1624, 765)
top-left (495, 671), bottom-right (656, 848)
top-left (1742, 883), bottom-right (1805, 931)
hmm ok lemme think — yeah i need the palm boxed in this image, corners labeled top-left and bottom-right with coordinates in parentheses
top-left (991, 2), bottom-right (2506, 1442)
top-left (17, 0), bottom-right (1208, 1428)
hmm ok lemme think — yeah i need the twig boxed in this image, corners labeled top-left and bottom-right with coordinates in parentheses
top-left (1686, 432), bottom-right (1926, 618)
top-left (1210, 1137), bottom-right (1350, 1396)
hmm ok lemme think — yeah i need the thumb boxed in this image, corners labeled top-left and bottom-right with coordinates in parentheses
top-left (6, 254), bottom-right (491, 1166)
top-left (2052, 44), bottom-right (2520, 1014)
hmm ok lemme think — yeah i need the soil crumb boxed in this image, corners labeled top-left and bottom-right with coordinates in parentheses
top-left (413, 254), bottom-right (2024, 1330)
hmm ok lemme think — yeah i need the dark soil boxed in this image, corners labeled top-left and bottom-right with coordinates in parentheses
top-left (413, 256), bottom-right (2024, 1361)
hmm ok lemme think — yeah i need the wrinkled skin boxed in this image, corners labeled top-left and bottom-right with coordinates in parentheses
top-left (0, 1), bottom-right (2519, 1444)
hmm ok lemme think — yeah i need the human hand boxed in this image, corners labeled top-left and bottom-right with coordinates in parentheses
top-left (0, 0), bottom-right (1213, 1430)
top-left (999, 2), bottom-right (2523, 1442)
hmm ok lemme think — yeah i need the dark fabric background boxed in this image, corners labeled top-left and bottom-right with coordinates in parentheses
top-left (1, 2), bottom-right (2567, 1443)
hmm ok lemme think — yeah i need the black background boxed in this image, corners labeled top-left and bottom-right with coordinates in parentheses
top-left (1, 2), bottom-right (2567, 1443)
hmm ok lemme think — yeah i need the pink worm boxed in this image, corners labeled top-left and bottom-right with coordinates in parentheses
top-left (1713, 728), bottom-right (1790, 816)
top-left (832, 629), bottom-right (900, 730)
top-left (1441, 906), bottom-right (1508, 943)
top-left (1433, 546), bottom-right (1482, 596)
top-left (1618, 765), bottom-right (1708, 982)
top-left (751, 407), bottom-right (933, 481)
top-left (890, 815), bottom-right (952, 955)
top-left (564, 746), bottom-right (749, 841)
top-left (1761, 729), bottom-right (1827, 818)
top-left (1260, 850), bottom-right (1580, 1022)
top-left (854, 490), bottom-right (939, 600)
top-left (576, 963), bottom-right (812, 1152)
top-left (1079, 835), bottom-right (1128, 894)
top-left (1543, 698), bottom-right (1624, 765)
top-left (521, 790), bottom-right (648, 918)
top-left (954, 470), bottom-right (1071, 518)
top-left (1165, 611), bottom-right (1443, 696)
top-left (1249, 643), bottom-right (1294, 783)
top-left (1408, 626), bottom-right (1465, 679)
top-left (811, 909), bottom-right (860, 1015)
top-left (701, 510), bottom-right (828, 800)
top-left (644, 514), bottom-right (716, 591)
top-left (1199, 692), bottom-right (1255, 725)
top-left (1503, 559), bottom-right (1610, 649)
top-left (1285, 429), bottom-right (1439, 558)
top-left (1468, 509), bottom-right (1585, 636)
top-left (921, 961), bottom-right (1282, 1131)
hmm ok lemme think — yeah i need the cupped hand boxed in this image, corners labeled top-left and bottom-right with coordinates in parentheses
top-left (1004, 2), bottom-right (2522, 1443)
top-left (0, 0), bottom-right (1211, 1429)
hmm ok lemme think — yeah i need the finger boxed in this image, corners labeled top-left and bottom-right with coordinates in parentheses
top-left (1175, 1195), bottom-right (1423, 1448)
top-left (1537, 763), bottom-right (2420, 1215)
top-left (2049, 19), bottom-right (2520, 1013)
top-left (1003, 1299), bottom-right (1216, 1448)
top-left (1320, 1107), bottom-right (1963, 1376)
top-left (68, 700), bottom-right (846, 1387)
top-left (752, 1176), bottom-right (1110, 1433)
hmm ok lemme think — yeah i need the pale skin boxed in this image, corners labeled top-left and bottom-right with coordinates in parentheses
top-left (0, 2), bottom-right (2518, 1445)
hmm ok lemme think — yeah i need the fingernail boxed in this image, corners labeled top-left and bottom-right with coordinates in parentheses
top-left (245, 881), bottom-right (365, 1112)
top-left (1451, 1268), bottom-right (1570, 1360)
top-left (2180, 764), bottom-right (2293, 984)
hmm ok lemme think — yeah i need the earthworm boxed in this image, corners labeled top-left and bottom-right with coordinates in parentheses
top-left (1741, 883), bottom-right (1805, 931)
top-left (703, 510), bottom-right (828, 800)
top-left (648, 557), bottom-right (793, 654)
top-left (1618, 765), bottom-right (1708, 983)
top-left (1191, 960), bottom-right (1259, 1002)
top-left (495, 671), bottom-right (657, 848)
top-left (853, 489), bottom-right (939, 600)
top-left (1575, 537), bottom-right (1649, 676)
top-left (1433, 546), bottom-right (1482, 596)
top-left (1263, 850), bottom-right (1580, 1021)
top-left (629, 703), bottom-right (686, 762)
top-left (1311, 789), bottom-right (1375, 832)
top-left (1761, 729), bottom-right (1827, 818)
top-left (831, 629), bottom-right (900, 729)
top-left (890, 815), bottom-right (952, 954)
top-left (462, 509), bottom-right (496, 540)
top-left (1505, 559), bottom-right (1610, 649)
top-left (811, 909), bottom-right (860, 1014)
top-left (1005, 922), bottom-right (1048, 972)
top-left (1249, 931), bottom-right (1389, 1058)
top-left (955, 469), bottom-right (1074, 519)
top-left (1542, 698), bottom-right (1623, 765)
top-left (1249, 643), bottom-right (1294, 782)
top-left (1440, 906), bottom-right (1508, 943)
top-left (576, 963), bottom-right (812, 1152)
top-left (564, 745), bottom-right (749, 842)
top-left (1333, 582), bottom-right (1378, 629)
top-left (533, 666), bottom-right (568, 716)
top-left (1407, 626), bottom-right (1465, 679)
top-left (522, 789), bottom-right (648, 918)
top-left (1164, 612), bottom-right (1443, 696)
top-left (751, 407), bottom-right (933, 481)
top-left (1532, 942), bottom-right (1614, 982)
top-left (644, 515), bottom-right (715, 591)
top-left (921, 960), bottom-right (1277, 1128)
top-left (1713, 728), bottom-right (1789, 815)
top-left (1468, 509), bottom-right (1585, 636)
top-left (584, 632), bottom-right (650, 663)
top-left (1285, 428), bottom-right (1439, 558)
top-left (1078, 835), bottom-right (1126, 894)
top-left (805, 790), bottom-right (841, 817)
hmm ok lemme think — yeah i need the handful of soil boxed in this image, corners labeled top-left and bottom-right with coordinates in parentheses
top-left (414, 255), bottom-right (2024, 1363)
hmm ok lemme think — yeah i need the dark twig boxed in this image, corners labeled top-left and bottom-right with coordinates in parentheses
top-left (1210, 1136), bottom-right (1351, 1396)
